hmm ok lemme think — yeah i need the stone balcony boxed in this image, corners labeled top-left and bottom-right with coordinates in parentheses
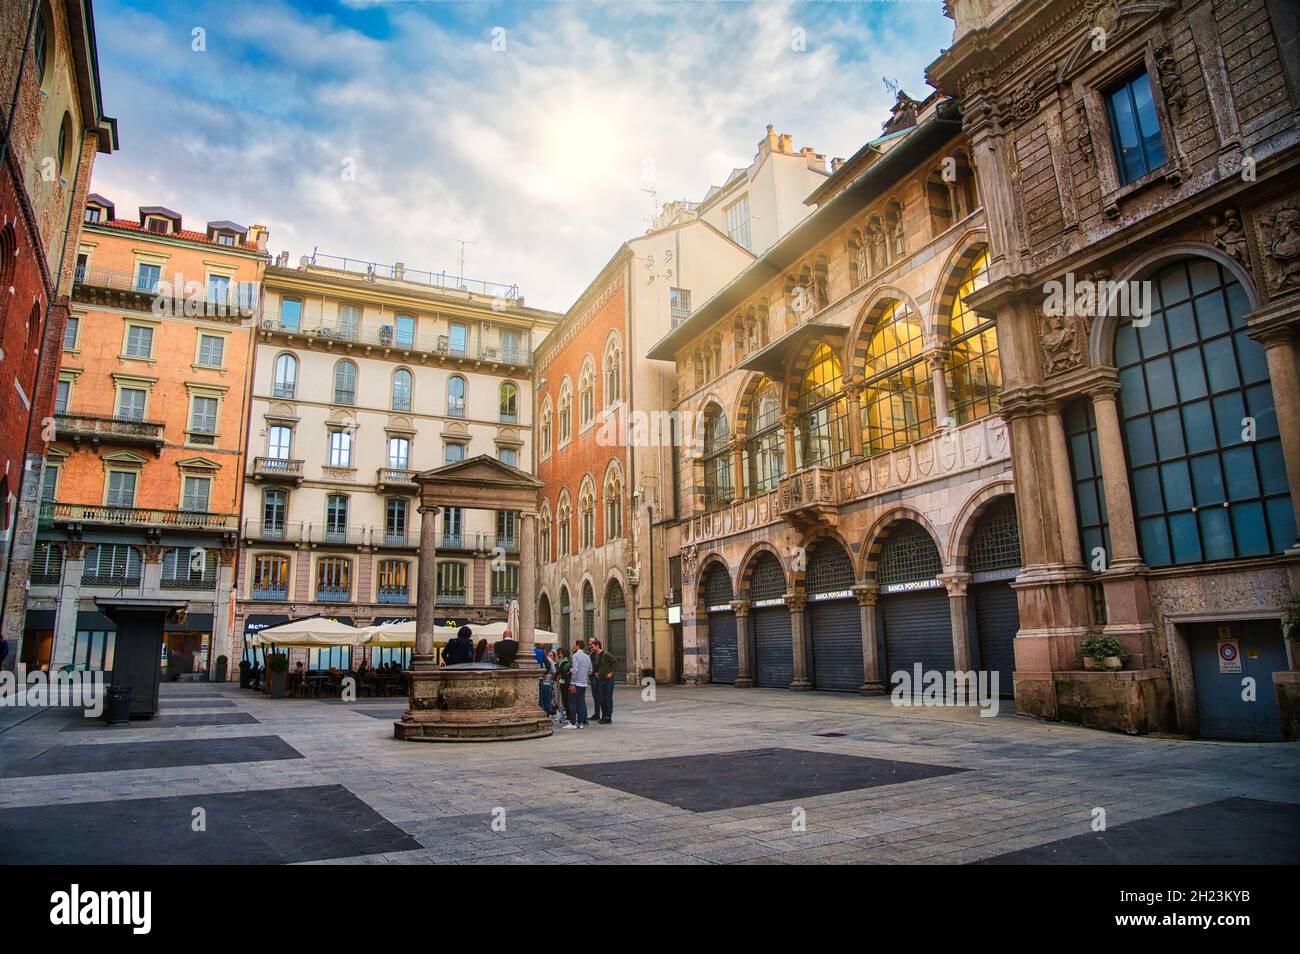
top-left (47, 502), bottom-right (239, 533)
top-left (375, 467), bottom-right (418, 493)
top-left (55, 413), bottom-right (165, 456)
top-left (252, 456), bottom-right (305, 484)
top-left (777, 466), bottom-right (839, 530)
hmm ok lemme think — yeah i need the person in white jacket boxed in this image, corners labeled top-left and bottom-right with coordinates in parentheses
top-left (566, 641), bottom-right (592, 729)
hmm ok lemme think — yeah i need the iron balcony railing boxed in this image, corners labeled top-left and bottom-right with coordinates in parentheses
top-left (243, 519), bottom-right (303, 542)
top-left (316, 585), bottom-right (351, 602)
top-left (50, 503), bottom-right (238, 532)
top-left (436, 591), bottom-right (466, 605)
top-left (81, 573), bottom-right (142, 587)
top-left (253, 457), bottom-right (304, 480)
top-left (54, 413), bottom-right (165, 449)
top-left (73, 266), bottom-right (255, 317)
top-left (255, 313), bottom-right (533, 366)
top-left (376, 531), bottom-right (415, 548)
top-left (161, 574), bottom-right (218, 589)
top-left (310, 524), bottom-right (369, 546)
top-left (252, 585), bottom-right (288, 601)
top-left (441, 534), bottom-right (464, 550)
top-left (300, 251), bottom-right (519, 301)
top-left (377, 587), bottom-right (410, 605)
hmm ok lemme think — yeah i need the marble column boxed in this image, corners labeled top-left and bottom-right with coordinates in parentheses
top-left (1086, 384), bottom-right (1140, 568)
top-left (730, 438), bottom-right (746, 502)
top-left (412, 505), bottom-right (439, 669)
top-left (844, 380), bottom-right (865, 460)
top-left (514, 510), bottom-right (538, 668)
top-left (927, 350), bottom-right (951, 427)
top-left (853, 581), bottom-right (885, 694)
top-left (732, 598), bottom-right (753, 688)
top-left (939, 572), bottom-right (973, 673)
top-left (1255, 326), bottom-right (1300, 548)
top-left (787, 593), bottom-right (811, 690)
top-left (51, 542), bottom-right (85, 670)
top-left (781, 411), bottom-right (799, 475)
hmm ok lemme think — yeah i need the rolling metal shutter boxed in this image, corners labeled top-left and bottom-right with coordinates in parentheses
top-left (810, 599), bottom-right (862, 691)
top-left (707, 611), bottom-right (738, 685)
top-left (752, 608), bottom-right (793, 688)
top-left (881, 589), bottom-right (954, 678)
top-left (973, 583), bottom-right (1018, 697)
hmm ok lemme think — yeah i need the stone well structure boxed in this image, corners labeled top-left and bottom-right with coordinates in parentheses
top-left (394, 456), bottom-right (552, 742)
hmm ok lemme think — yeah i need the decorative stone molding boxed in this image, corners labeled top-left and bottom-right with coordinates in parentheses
top-left (1259, 199), bottom-right (1300, 293)
top-left (1207, 207), bottom-right (1249, 268)
top-left (1040, 310), bottom-right (1092, 376)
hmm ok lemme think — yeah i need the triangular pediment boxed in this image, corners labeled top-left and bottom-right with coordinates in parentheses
top-left (416, 454), bottom-right (542, 490)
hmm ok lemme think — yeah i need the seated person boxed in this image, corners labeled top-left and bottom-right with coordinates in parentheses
top-left (442, 626), bottom-right (476, 665)
top-left (493, 630), bottom-right (519, 667)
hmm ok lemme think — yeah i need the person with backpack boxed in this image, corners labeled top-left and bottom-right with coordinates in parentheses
top-left (555, 647), bottom-right (573, 726)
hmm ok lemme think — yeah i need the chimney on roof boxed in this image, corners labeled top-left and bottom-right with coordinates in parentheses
top-left (276, 251), bottom-right (289, 268)
top-left (757, 124), bottom-right (778, 159)
top-left (393, 262), bottom-right (405, 281)
top-left (778, 133), bottom-right (793, 155)
top-left (248, 224), bottom-right (270, 251)
top-left (831, 157), bottom-right (845, 172)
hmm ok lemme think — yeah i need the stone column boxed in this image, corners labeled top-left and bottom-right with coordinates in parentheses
top-left (211, 548), bottom-right (236, 680)
top-left (853, 581), bottom-right (885, 694)
top-left (1085, 384), bottom-right (1140, 568)
top-left (939, 571), bottom-right (973, 673)
top-left (51, 542), bottom-right (85, 670)
top-left (786, 593), bottom-right (811, 690)
top-left (927, 350), bottom-right (951, 427)
top-left (732, 598), bottom-right (753, 688)
top-left (730, 438), bottom-right (746, 502)
top-left (1254, 326), bottom-right (1300, 548)
top-left (1045, 403), bottom-right (1087, 568)
top-left (142, 544), bottom-right (165, 593)
top-left (514, 510), bottom-right (538, 668)
top-left (844, 379), bottom-right (865, 459)
top-left (781, 410), bottom-right (799, 474)
top-left (412, 505), bottom-right (439, 669)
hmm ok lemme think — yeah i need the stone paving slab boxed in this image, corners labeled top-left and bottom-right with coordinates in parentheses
top-left (1, 735), bottom-right (302, 778)
top-left (159, 700), bottom-right (238, 709)
top-left (60, 712), bottom-right (260, 732)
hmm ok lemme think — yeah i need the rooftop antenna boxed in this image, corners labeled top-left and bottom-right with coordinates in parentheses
top-left (641, 187), bottom-right (658, 226)
top-left (883, 76), bottom-right (900, 98)
top-left (452, 238), bottom-right (477, 286)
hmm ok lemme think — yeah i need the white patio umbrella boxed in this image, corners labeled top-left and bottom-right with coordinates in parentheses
top-left (253, 616), bottom-right (367, 648)
top-left (360, 619), bottom-right (558, 646)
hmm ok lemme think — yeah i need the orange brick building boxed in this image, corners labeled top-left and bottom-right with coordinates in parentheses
top-left (21, 199), bottom-right (267, 678)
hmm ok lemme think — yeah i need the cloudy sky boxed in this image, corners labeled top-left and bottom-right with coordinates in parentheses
top-left (89, 0), bottom-right (954, 312)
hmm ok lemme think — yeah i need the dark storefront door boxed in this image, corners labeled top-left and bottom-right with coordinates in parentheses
top-left (809, 598), bottom-right (862, 692)
top-left (708, 610), bottom-right (738, 685)
top-left (972, 582), bottom-right (1019, 698)
top-left (881, 588), bottom-right (954, 682)
top-left (752, 607), bottom-right (794, 688)
top-left (1189, 620), bottom-right (1287, 742)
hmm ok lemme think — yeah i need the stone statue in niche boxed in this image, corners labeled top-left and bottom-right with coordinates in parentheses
top-left (680, 544), bottom-right (698, 583)
top-left (1261, 204), bottom-right (1300, 291)
top-left (1041, 311), bottom-right (1090, 376)
top-left (1208, 207), bottom-right (1248, 267)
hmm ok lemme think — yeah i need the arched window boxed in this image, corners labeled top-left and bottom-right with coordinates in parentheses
top-left (945, 250), bottom-right (998, 424)
top-left (559, 586), bottom-right (571, 647)
top-left (1115, 257), bottom-right (1294, 566)
top-left (557, 491), bottom-right (572, 556)
top-left (500, 381), bottom-right (518, 423)
top-left (538, 592), bottom-right (553, 630)
top-left (604, 339), bottom-right (622, 404)
top-left (447, 375), bottom-right (466, 417)
top-left (702, 405), bottom-right (734, 509)
top-left (582, 581), bottom-right (595, 641)
top-left (861, 301), bottom-right (933, 455)
top-left (333, 360), bottom-right (357, 406)
top-left (579, 359), bottom-right (595, 426)
top-left (558, 383), bottom-right (573, 444)
top-left (540, 505), bottom-right (552, 562)
top-left (604, 467), bottom-right (623, 540)
top-left (540, 397), bottom-right (553, 457)
top-left (747, 383), bottom-right (784, 495)
top-left (798, 343), bottom-right (850, 468)
top-left (391, 368), bottom-right (412, 411)
top-left (273, 353), bottom-right (297, 398)
top-left (578, 478), bottom-right (595, 550)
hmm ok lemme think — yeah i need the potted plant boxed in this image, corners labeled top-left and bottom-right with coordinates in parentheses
top-left (268, 653), bottom-right (290, 698)
top-left (1079, 634), bottom-right (1129, 672)
top-left (214, 655), bottom-right (228, 683)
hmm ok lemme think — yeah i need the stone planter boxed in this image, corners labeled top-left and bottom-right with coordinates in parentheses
top-left (1101, 656), bottom-right (1124, 671)
top-left (1082, 656), bottom-right (1100, 671)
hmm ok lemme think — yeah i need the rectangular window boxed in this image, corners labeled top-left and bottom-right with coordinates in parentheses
top-left (725, 196), bottom-right (752, 250)
top-left (316, 557), bottom-right (351, 601)
top-left (670, 287), bottom-right (691, 326)
top-left (442, 507), bottom-right (463, 547)
top-left (217, 233), bottom-right (235, 247)
top-left (125, 324), bottom-right (154, 358)
top-left (491, 564), bottom-right (519, 605)
top-left (326, 496), bottom-right (349, 538)
top-left (189, 396), bottom-right (219, 443)
top-left (444, 443), bottom-right (465, 465)
top-left (449, 322), bottom-right (468, 355)
top-left (436, 561), bottom-right (466, 604)
top-left (54, 379), bottom-right (71, 414)
top-left (267, 425), bottom-right (292, 460)
top-left (41, 465), bottom-right (59, 503)
top-left (133, 263), bottom-right (161, 294)
top-left (328, 430), bottom-right (353, 468)
top-left (336, 303), bottom-right (361, 340)
top-left (237, 281), bottom-right (258, 311)
top-left (496, 510), bottom-right (517, 549)
top-left (146, 218), bottom-right (169, 234)
top-left (117, 387), bottom-right (147, 421)
top-left (63, 316), bottom-right (79, 350)
top-left (497, 447), bottom-right (518, 468)
top-left (207, 274), bottom-right (231, 305)
top-left (196, 334), bottom-right (225, 367)
top-left (279, 298), bottom-right (302, 332)
top-left (71, 630), bottom-right (117, 672)
top-left (263, 490), bottom-right (286, 533)
top-left (163, 546), bottom-right (215, 584)
top-left (395, 314), bottom-right (416, 349)
top-left (388, 437), bottom-right (410, 470)
top-left (1105, 69), bottom-right (1167, 185)
top-left (385, 498), bottom-right (407, 543)
top-left (84, 208), bottom-right (100, 223)
top-left (181, 476), bottom-right (210, 512)
top-left (500, 328), bottom-right (523, 364)
top-left (106, 471), bottom-right (137, 507)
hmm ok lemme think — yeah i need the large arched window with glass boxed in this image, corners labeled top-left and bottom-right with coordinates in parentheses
top-left (273, 353), bottom-right (297, 398)
top-left (860, 301), bottom-right (933, 455)
top-left (500, 382), bottom-right (518, 423)
top-left (746, 383), bottom-right (783, 496)
top-left (579, 360), bottom-right (596, 426)
top-left (391, 368), bottom-right (412, 411)
top-left (604, 338), bottom-right (621, 404)
top-left (447, 375), bottom-right (466, 417)
top-left (798, 343), bottom-right (849, 468)
top-left (1116, 257), bottom-right (1294, 566)
top-left (604, 466), bottom-right (623, 540)
top-left (333, 360), bottom-right (357, 406)
top-left (945, 250), bottom-right (999, 424)
top-left (703, 405), bottom-right (734, 509)
top-left (558, 384), bottom-right (573, 444)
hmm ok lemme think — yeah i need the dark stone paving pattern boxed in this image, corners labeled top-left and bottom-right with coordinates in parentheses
top-left (159, 700), bottom-right (237, 709)
top-left (60, 712), bottom-right (259, 732)
top-left (0, 785), bottom-right (419, 864)
top-left (975, 797), bottom-right (1300, 865)
top-left (1, 735), bottom-right (303, 778)
top-left (551, 746), bottom-right (966, 812)
top-left (353, 708), bottom-right (408, 721)
top-left (157, 694), bottom-right (225, 700)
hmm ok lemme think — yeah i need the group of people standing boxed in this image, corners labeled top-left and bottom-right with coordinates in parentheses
top-left (536, 639), bottom-right (618, 728)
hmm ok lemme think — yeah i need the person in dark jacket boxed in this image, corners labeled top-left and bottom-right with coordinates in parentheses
top-left (588, 640), bottom-right (605, 722)
top-left (594, 640), bottom-right (619, 723)
top-left (442, 626), bottom-right (475, 666)
top-left (555, 647), bottom-right (573, 726)
top-left (493, 630), bottom-right (519, 666)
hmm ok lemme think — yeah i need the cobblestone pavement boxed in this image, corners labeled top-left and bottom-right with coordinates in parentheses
top-left (1, 681), bottom-right (1296, 865)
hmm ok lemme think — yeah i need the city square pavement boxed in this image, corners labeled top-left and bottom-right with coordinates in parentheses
top-left (0, 681), bottom-right (1297, 865)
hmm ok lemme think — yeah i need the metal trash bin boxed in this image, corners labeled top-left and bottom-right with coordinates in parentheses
top-left (102, 685), bottom-right (132, 726)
